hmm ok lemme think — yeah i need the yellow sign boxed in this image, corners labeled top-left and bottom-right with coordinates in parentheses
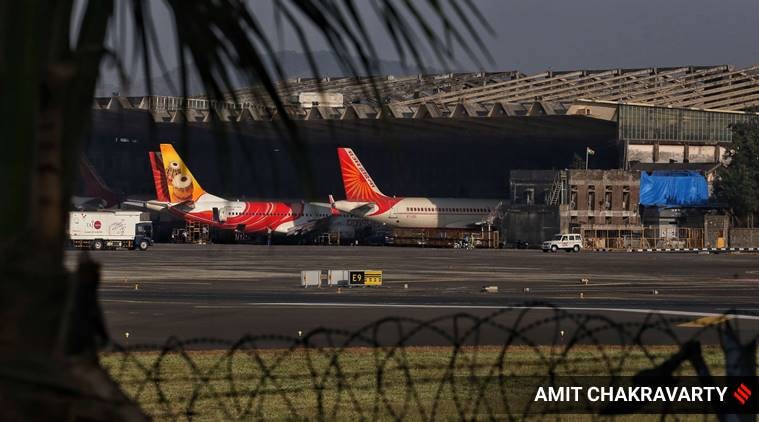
top-left (348, 270), bottom-right (383, 286)
top-left (364, 270), bottom-right (383, 286)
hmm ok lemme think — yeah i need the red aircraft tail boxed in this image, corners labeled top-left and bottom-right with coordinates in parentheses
top-left (149, 151), bottom-right (171, 202)
top-left (337, 148), bottom-right (387, 201)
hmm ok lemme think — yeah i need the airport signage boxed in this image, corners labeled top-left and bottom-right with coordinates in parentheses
top-left (349, 270), bottom-right (382, 286)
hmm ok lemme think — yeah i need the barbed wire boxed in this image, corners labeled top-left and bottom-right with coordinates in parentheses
top-left (100, 303), bottom-right (759, 420)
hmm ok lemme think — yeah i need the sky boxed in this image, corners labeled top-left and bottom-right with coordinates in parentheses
top-left (249, 0), bottom-right (759, 73)
top-left (90, 0), bottom-right (759, 87)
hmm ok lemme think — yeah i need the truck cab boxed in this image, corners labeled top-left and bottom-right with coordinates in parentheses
top-left (133, 222), bottom-right (154, 251)
top-left (542, 233), bottom-right (583, 253)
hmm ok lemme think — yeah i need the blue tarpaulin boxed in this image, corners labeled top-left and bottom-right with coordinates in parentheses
top-left (639, 171), bottom-right (709, 206)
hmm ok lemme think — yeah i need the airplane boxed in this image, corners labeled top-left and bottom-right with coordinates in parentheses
top-left (144, 143), bottom-right (334, 235)
top-left (71, 157), bottom-right (124, 210)
top-left (331, 148), bottom-right (502, 229)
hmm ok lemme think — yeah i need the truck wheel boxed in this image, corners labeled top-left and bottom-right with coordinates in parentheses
top-left (138, 240), bottom-right (149, 251)
top-left (92, 239), bottom-right (104, 250)
top-left (573, 245), bottom-right (580, 253)
top-left (551, 245), bottom-right (558, 253)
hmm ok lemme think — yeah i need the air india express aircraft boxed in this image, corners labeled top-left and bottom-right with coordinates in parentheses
top-left (146, 144), bottom-right (334, 235)
top-left (331, 148), bottom-right (501, 228)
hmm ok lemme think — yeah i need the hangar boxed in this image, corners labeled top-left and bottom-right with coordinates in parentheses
top-left (82, 64), bottom-right (759, 247)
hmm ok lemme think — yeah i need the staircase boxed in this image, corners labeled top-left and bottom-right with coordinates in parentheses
top-left (548, 171), bottom-right (567, 206)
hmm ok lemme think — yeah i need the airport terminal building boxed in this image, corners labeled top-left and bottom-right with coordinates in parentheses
top-left (83, 65), bottom-right (759, 247)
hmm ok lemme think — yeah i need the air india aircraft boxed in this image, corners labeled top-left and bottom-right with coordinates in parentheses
top-left (145, 144), bottom-right (334, 235)
top-left (331, 148), bottom-right (501, 228)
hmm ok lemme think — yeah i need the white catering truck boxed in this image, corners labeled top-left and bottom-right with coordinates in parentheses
top-left (68, 211), bottom-right (154, 250)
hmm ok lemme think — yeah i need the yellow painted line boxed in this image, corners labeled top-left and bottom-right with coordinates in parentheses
top-left (677, 315), bottom-right (734, 328)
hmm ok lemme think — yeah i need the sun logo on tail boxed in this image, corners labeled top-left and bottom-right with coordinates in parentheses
top-left (338, 148), bottom-right (386, 201)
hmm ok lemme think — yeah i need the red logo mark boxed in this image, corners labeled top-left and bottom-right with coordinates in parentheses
top-left (733, 383), bottom-right (752, 405)
top-left (93, 220), bottom-right (102, 230)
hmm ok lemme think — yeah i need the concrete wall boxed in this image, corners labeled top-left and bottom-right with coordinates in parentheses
top-left (729, 229), bottom-right (759, 248)
top-left (501, 205), bottom-right (560, 247)
top-left (704, 214), bottom-right (729, 248)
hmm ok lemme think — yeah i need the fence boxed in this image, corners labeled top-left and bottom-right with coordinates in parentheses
top-left (102, 304), bottom-right (758, 420)
top-left (578, 227), bottom-right (706, 250)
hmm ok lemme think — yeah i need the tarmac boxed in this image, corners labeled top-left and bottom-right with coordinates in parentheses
top-left (64, 244), bottom-right (759, 347)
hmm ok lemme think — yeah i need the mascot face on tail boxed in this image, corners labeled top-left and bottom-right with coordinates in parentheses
top-left (159, 144), bottom-right (206, 203)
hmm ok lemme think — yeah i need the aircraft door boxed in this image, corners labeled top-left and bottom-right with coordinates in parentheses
top-left (212, 207), bottom-right (228, 223)
top-left (387, 205), bottom-right (399, 223)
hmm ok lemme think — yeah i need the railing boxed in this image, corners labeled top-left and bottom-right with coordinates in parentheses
top-left (578, 227), bottom-right (705, 250)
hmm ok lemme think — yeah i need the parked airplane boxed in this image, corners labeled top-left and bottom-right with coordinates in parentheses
top-left (145, 144), bottom-right (334, 235)
top-left (331, 148), bottom-right (501, 229)
top-left (71, 157), bottom-right (123, 210)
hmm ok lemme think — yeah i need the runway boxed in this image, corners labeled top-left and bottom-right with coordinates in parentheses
top-left (65, 244), bottom-right (759, 347)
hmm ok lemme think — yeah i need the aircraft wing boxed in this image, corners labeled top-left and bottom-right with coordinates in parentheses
top-left (285, 220), bottom-right (319, 236)
top-left (71, 196), bottom-right (107, 211)
top-left (121, 199), bottom-right (192, 212)
top-left (333, 200), bottom-right (377, 216)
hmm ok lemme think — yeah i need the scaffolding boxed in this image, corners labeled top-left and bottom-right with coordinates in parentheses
top-left (185, 221), bottom-right (211, 244)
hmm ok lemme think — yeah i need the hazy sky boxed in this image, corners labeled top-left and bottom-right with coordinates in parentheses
top-left (254, 0), bottom-right (759, 72)
top-left (97, 0), bottom-right (759, 77)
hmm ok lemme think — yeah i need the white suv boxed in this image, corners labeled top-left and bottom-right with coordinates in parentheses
top-left (542, 234), bottom-right (583, 253)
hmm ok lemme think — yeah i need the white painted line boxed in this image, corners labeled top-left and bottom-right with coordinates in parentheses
top-left (241, 302), bottom-right (759, 320)
top-left (101, 281), bottom-right (213, 286)
top-left (101, 299), bottom-right (199, 305)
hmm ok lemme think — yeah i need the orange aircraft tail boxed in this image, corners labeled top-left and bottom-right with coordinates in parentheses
top-left (159, 144), bottom-right (206, 203)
